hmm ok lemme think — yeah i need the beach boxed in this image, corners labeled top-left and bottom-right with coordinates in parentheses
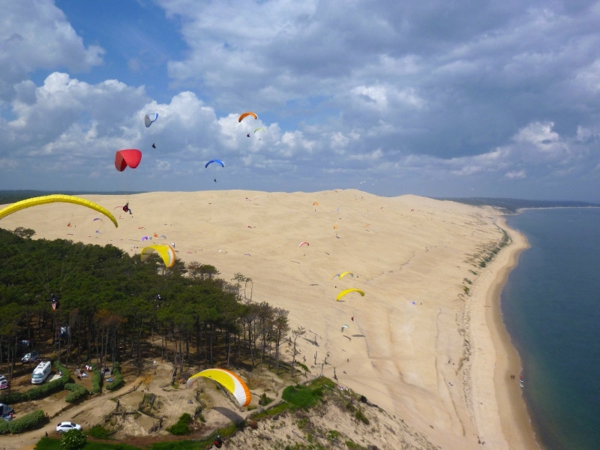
top-left (0, 190), bottom-right (539, 449)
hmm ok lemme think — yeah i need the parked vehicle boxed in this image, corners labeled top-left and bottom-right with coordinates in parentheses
top-left (0, 403), bottom-right (14, 418)
top-left (0, 375), bottom-right (9, 390)
top-left (56, 421), bottom-right (81, 433)
top-left (31, 361), bottom-right (52, 384)
top-left (21, 351), bottom-right (40, 363)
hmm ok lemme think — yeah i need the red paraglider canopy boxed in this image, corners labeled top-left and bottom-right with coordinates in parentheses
top-left (115, 149), bottom-right (142, 172)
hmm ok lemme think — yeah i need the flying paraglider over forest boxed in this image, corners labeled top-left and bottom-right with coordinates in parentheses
top-left (0, 195), bottom-right (118, 228)
top-left (187, 368), bottom-right (251, 407)
top-left (140, 245), bottom-right (176, 269)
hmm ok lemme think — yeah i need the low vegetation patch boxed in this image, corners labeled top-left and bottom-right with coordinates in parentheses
top-left (105, 362), bottom-right (124, 391)
top-left (0, 409), bottom-right (47, 434)
top-left (91, 364), bottom-right (103, 394)
top-left (166, 413), bottom-right (192, 436)
top-left (86, 424), bottom-right (112, 439)
top-left (65, 382), bottom-right (89, 403)
top-left (282, 377), bottom-right (334, 411)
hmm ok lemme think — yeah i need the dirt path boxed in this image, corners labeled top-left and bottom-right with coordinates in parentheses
top-left (2, 376), bottom-right (145, 450)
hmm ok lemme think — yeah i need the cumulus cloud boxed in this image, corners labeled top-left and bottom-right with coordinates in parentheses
top-left (0, 0), bottom-right (104, 100)
top-left (2, 0), bottom-right (600, 200)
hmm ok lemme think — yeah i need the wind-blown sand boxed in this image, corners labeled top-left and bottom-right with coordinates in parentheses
top-left (0, 190), bottom-right (539, 449)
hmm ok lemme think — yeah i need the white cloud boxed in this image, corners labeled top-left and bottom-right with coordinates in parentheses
top-left (505, 170), bottom-right (526, 179)
top-left (0, 0), bottom-right (104, 99)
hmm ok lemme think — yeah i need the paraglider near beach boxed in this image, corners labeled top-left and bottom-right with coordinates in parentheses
top-left (144, 113), bottom-right (158, 128)
top-left (238, 112), bottom-right (257, 122)
top-left (205, 159), bottom-right (225, 169)
top-left (115, 149), bottom-right (142, 172)
top-left (187, 368), bottom-right (251, 407)
top-left (0, 195), bottom-right (119, 228)
top-left (336, 288), bottom-right (365, 301)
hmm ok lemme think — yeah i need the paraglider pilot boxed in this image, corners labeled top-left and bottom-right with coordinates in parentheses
top-left (122, 203), bottom-right (133, 215)
top-left (50, 293), bottom-right (60, 311)
top-left (214, 435), bottom-right (223, 448)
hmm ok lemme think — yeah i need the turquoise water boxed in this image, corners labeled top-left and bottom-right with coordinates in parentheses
top-left (503, 209), bottom-right (600, 450)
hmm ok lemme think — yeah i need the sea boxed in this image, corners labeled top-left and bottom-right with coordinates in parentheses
top-left (502, 208), bottom-right (600, 450)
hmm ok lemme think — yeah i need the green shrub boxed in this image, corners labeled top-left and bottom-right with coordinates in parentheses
top-left (259, 393), bottom-right (273, 406)
top-left (167, 413), bottom-right (192, 436)
top-left (91, 365), bottom-right (103, 394)
top-left (354, 409), bottom-right (369, 425)
top-left (87, 424), bottom-right (111, 439)
top-left (61, 428), bottom-right (87, 449)
top-left (65, 383), bottom-right (88, 403)
top-left (0, 418), bottom-right (9, 435)
top-left (0, 391), bottom-right (27, 404)
top-left (8, 409), bottom-right (46, 434)
top-left (105, 362), bottom-right (124, 392)
top-left (282, 384), bottom-right (323, 410)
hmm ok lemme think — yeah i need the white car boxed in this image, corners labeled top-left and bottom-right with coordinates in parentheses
top-left (0, 375), bottom-right (8, 390)
top-left (56, 421), bottom-right (82, 433)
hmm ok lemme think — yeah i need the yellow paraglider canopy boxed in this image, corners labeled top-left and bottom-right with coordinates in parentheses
top-left (336, 288), bottom-right (365, 301)
top-left (140, 245), bottom-right (176, 268)
top-left (187, 368), bottom-right (251, 407)
top-left (0, 195), bottom-right (118, 228)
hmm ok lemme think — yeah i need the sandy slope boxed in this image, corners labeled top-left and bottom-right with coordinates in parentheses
top-left (0, 190), bottom-right (538, 449)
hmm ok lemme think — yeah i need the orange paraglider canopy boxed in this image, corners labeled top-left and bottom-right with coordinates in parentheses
top-left (115, 149), bottom-right (142, 172)
top-left (238, 112), bottom-right (258, 122)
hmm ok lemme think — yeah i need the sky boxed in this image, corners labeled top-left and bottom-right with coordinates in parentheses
top-left (1, 0), bottom-right (600, 201)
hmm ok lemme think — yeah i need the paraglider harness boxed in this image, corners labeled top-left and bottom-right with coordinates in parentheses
top-left (123, 203), bottom-right (132, 215)
top-left (50, 294), bottom-right (60, 311)
top-left (208, 435), bottom-right (223, 449)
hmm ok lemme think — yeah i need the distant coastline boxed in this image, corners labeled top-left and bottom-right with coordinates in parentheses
top-left (437, 197), bottom-right (600, 214)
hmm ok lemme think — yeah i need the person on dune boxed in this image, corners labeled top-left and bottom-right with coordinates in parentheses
top-left (122, 203), bottom-right (133, 215)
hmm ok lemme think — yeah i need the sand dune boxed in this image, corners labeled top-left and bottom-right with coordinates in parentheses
top-left (0, 190), bottom-right (537, 449)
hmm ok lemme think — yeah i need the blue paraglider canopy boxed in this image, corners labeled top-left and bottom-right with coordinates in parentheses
top-left (205, 159), bottom-right (225, 168)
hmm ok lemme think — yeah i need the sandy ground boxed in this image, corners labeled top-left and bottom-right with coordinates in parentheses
top-left (0, 190), bottom-right (540, 449)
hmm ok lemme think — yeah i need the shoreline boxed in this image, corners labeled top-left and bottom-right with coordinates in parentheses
top-left (473, 216), bottom-right (542, 449)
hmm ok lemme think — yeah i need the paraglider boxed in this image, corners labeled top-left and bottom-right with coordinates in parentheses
top-left (341, 324), bottom-right (349, 332)
top-left (152, 143), bottom-right (156, 149)
top-left (254, 127), bottom-right (266, 134)
top-left (50, 293), bottom-right (60, 311)
top-left (238, 112), bottom-right (257, 122)
top-left (140, 244), bottom-right (176, 269)
top-left (144, 113), bottom-right (158, 128)
top-left (299, 241), bottom-right (309, 247)
top-left (331, 272), bottom-right (352, 280)
top-left (122, 203), bottom-right (133, 215)
top-left (115, 149), bottom-right (142, 172)
top-left (0, 195), bottom-right (118, 228)
top-left (205, 159), bottom-right (225, 168)
top-left (187, 368), bottom-right (251, 407)
top-left (336, 288), bottom-right (365, 301)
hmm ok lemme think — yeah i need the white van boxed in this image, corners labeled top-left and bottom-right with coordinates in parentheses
top-left (31, 361), bottom-right (52, 384)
